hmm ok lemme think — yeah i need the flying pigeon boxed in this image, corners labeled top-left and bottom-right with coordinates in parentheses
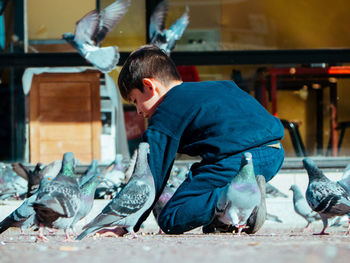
top-left (0, 175), bottom-right (53, 235)
top-left (62, 0), bottom-right (130, 73)
top-left (12, 161), bottom-right (61, 198)
top-left (289, 184), bottom-right (321, 231)
top-left (32, 152), bottom-right (81, 242)
top-left (149, 0), bottom-right (189, 55)
top-left (76, 142), bottom-right (155, 240)
top-left (303, 158), bottom-right (350, 235)
top-left (216, 152), bottom-right (261, 235)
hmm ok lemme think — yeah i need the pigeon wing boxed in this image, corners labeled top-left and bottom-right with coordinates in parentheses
top-left (94, 0), bottom-right (130, 45)
top-left (40, 160), bottom-right (61, 180)
top-left (74, 10), bottom-right (100, 45)
top-left (11, 163), bottom-right (29, 181)
top-left (166, 7), bottom-right (189, 41)
top-left (149, 0), bottom-right (169, 39)
top-left (104, 179), bottom-right (151, 217)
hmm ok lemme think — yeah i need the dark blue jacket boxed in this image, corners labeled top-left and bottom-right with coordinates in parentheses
top-left (143, 80), bottom-right (284, 194)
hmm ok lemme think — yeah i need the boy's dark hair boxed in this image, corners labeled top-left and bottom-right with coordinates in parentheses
top-left (118, 45), bottom-right (181, 100)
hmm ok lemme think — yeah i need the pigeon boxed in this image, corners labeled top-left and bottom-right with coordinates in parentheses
top-left (266, 213), bottom-right (283, 223)
top-left (149, 0), bottom-right (189, 55)
top-left (335, 163), bottom-right (350, 233)
top-left (62, 0), bottom-right (130, 73)
top-left (152, 183), bottom-right (176, 223)
top-left (266, 183), bottom-right (288, 198)
top-left (303, 158), bottom-right (350, 235)
top-left (76, 142), bottom-right (155, 240)
top-left (95, 154), bottom-right (126, 199)
top-left (32, 152), bottom-right (81, 241)
top-left (123, 148), bottom-right (138, 183)
top-left (0, 163), bottom-right (27, 200)
top-left (289, 184), bottom-right (321, 231)
top-left (78, 159), bottom-right (100, 187)
top-left (0, 175), bottom-right (53, 235)
top-left (70, 159), bottom-right (103, 235)
top-left (12, 161), bottom-right (61, 197)
top-left (337, 164), bottom-right (350, 194)
top-left (216, 152), bottom-right (261, 235)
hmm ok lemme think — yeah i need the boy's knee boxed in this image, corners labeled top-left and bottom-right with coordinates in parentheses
top-left (157, 212), bottom-right (185, 235)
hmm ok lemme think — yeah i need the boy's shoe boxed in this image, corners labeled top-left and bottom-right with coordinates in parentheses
top-left (243, 175), bottom-right (267, 234)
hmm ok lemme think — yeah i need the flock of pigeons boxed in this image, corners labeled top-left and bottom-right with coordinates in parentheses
top-left (0, 143), bottom-right (188, 241)
top-left (62, 0), bottom-right (190, 73)
top-left (1, 144), bottom-right (350, 241)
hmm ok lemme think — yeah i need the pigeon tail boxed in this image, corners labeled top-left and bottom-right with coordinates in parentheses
top-left (76, 225), bottom-right (101, 240)
top-left (85, 46), bottom-right (120, 73)
top-left (0, 215), bottom-right (16, 234)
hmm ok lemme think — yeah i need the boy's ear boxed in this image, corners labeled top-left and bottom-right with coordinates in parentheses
top-left (142, 78), bottom-right (157, 94)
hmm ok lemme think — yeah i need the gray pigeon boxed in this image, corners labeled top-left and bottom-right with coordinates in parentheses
top-left (266, 213), bottom-right (283, 223)
top-left (335, 163), bottom-right (350, 233)
top-left (0, 163), bottom-right (27, 200)
top-left (0, 175), bottom-right (53, 235)
top-left (70, 159), bottom-right (103, 235)
top-left (216, 152), bottom-right (261, 235)
top-left (62, 0), bottom-right (130, 73)
top-left (152, 165), bottom-right (188, 233)
top-left (266, 183), bottom-right (288, 198)
top-left (12, 161), bottom-right (61, 198)
top-left (33, 152), bottom-right (81, 242)
top-left (337, 164), bottom-right (350, 194)
top-left (149, 0), bottom-right (189, 55)
top-left (289, 184), bottom-right (321, 231)
top-left (76, 142), bottom-right (155, 240)
top-left (152, 183), bottom-right (176, 223)
top-left (303, 158), bottom-right (350, 235)
top-left (95, 154), bottom-right (125, 199)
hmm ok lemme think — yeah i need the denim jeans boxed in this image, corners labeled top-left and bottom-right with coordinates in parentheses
top-left (157, 144), bottom-right (285, 234)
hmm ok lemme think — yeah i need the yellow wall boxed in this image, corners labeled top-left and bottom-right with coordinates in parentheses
top-left (27, 0), bottom-right (350, 156)
top-left (28, 0), bottom-right (95, 39)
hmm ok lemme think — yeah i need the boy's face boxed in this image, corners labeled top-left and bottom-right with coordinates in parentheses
top-left (129, 86), bottom-right (159, 119)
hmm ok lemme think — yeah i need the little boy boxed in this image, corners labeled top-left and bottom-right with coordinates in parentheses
top-left (118, 45), bottom-right (285, 235)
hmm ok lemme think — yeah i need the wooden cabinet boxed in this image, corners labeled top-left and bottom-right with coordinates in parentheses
top-left (29, 71), bottom-right (101, 163)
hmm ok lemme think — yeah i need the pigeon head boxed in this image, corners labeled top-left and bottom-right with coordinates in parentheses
top-left (61, 152), bottom-right (75, 176)
top-left (62, 33), bottom-right (74, 41)
top-left (62, 33), bottom-right (76, 47)
top-left (289, 184), bottom-right (303, 199)
top-left (81, 173), bottom-right (103, 195)
top-left (302, 158), bottom-right (325, 180)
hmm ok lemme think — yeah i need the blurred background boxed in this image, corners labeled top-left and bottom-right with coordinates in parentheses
top-left (1, 0), bottom-right (350, 166)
